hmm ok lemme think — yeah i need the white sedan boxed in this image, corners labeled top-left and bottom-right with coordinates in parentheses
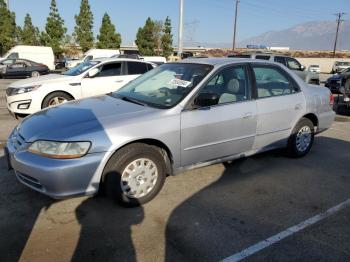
top-left (6, 58), bottom-right (156, 116)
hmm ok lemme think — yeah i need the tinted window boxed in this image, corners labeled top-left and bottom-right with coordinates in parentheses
top-left (286, 58), bottom-right (301, 70)
top-left (256, 55), bottom-right (270, 60)
top-left (228, 54), bottom-right (251, 58)
top-left (98, 62), bottom-right (121, 77)
top-left (274, 56), bottom-right (286, 66)
top-left (253, 66), bottom-right (293, 98)
top-left (8, 52), bottom-right (19, 59)
top-left (127, 62), bottom-right (148, 75)
top-left (199, 65), bottom-right (250, 104)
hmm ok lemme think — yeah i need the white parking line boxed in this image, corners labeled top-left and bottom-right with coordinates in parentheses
top-left (221, 198), bottom-right (350, 262)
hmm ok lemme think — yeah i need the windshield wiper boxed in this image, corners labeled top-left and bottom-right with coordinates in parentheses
top-left (120, 96), bottom-right (147, 106)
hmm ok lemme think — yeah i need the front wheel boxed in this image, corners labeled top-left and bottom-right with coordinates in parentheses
top-left (42, 91), bottom-right (73, 108)
top-left (287, 118), bottom-right (314, 158)
top-left (31, 71), bottom-right (40, 77)
top-left (103, 143), bottom-right (167, 207)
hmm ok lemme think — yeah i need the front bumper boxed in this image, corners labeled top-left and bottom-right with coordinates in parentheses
top-left (6, 130), bottom-right (107, 199)
top-left (6, 92), bottom-right (43, 115)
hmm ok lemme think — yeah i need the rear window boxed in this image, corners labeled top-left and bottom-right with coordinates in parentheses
top-left (127, 62), bottom-right (149, 75)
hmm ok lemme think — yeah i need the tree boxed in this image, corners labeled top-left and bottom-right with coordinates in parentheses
top-left (20, 14), bottom-right (41, 45)
top-left (0, 0), bottom-right (17, 55)
top-left (153, 20), bottom-right (163, 55)
top-left (74, 0), bottom-right (94, 52)
top-left (43, 0), bottom-right (67, 56)
top-left (96, 13), bottom-right (121, 49)
top-left (135, 17), bottom-right (156, 56)
top-left (161, 16), bottom-right (173, 59)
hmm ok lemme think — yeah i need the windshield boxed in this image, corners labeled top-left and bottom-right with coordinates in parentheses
top-left (114, 63), bottom-right (213, 108)
top-left (63, 60), bottom-right (100, 76)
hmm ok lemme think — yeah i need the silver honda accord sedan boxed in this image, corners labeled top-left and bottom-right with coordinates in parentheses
top-left (6, 58), bottom-right (335, 207)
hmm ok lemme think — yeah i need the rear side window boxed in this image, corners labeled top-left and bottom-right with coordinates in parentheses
top-left (256, 55), bottom-right (270, 60)
top-left (98, 62), bottom-right (121, 77)
top-left (253, 66), bottom-right (296, 98)
top-left (127, 62), bottom-right (148, 75)
top-left (274, 56), bottom-right (286, 66)
top-left (286, 58), bottom-right (301, 70)
top-left (228, 54), bottom-right (251, 58)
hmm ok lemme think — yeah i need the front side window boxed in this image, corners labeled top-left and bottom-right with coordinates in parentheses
top-left (1, 59), bottom-right (15, 65)
top-left (127, 62), bottom-right (148, 75)
top-left (114, 63), bottom-right (213, 108)
top-left (253, 66), bottom-right (294, 98)
top-left (97, 62), bottom-right (121, 77)
top-left (198, 65), bottom-right (250, 104)
top-left (286, 58), bottom-right (301, 70)
top-left (7, 52), bottom-right (19, 59)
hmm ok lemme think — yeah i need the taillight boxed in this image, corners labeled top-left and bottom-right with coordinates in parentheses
top-left (330, 93), bottom-right (334, 106)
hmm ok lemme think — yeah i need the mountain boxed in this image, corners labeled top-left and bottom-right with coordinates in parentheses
top-left (238, 21), bottom-right (350, 50)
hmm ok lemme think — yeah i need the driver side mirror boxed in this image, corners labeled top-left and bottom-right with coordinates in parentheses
top-left (88, 68), bottom-right (99, 78)
top-left (194, 93), bottom-right (219, 108)
top-left (300, 65), bottom-right (305, 71)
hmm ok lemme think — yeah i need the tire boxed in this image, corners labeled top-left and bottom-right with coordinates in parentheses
top-left (287, 118), bottom-right (314, 158)
top-left (103, 143), bottom-right (167, 207)
top-left (42, 91), bottom-right (73, 108)
top-left (31, 71), bottom-right (40, 77)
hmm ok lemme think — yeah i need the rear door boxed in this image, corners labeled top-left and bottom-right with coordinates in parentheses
top-left (180, 64), bottom-right (257, 166)
top-left (4, 61), bottom-right (27, 78)
top-left (251, 64), bottom-right (304, 149)
top-left (81, 61), bottom-right (124, 97)
top-left (125, 61), bottom-right (152, 83)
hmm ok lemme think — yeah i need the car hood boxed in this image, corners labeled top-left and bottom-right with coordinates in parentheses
top-left (18, 95), bottom-right (157, 144)
top-left (9, 74), bottom-right (76, 88)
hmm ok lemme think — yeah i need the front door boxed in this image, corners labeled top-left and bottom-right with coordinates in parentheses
top-left (180, 64), bottom-right (257, 167)
top-left (81, 61), bottom-right (126, 98)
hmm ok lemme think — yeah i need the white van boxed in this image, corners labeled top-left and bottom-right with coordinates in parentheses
top-left (141, 56), bottom-right (167, 65)
top-left (0, 45), bottom-right (55, 70)
top-left (66, 49), bottom-right (120, 69)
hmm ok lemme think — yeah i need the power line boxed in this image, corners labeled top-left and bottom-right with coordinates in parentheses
top-left (333, 12), bottom-right (346, 57)
top-left (232, 0), bottom-right (239, 51)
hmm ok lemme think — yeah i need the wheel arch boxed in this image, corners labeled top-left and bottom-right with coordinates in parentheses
top-left (41, 90), bottom-right (75, 109)
top-left (101, 138), bottom-right (174, 183)
top-left (302, 113), bottom-right (318, 131)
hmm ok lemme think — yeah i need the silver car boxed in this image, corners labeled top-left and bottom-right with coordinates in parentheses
top-left (6, 58), bottom-right (335, 207)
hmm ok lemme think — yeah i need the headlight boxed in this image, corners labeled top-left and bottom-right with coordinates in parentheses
top-left (13, 85), bottom-right (41, 95)
top-left (28, 140), bottom-right (91, 159)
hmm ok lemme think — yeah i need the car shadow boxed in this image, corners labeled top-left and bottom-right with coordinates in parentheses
top-left (0, 155), bottom-right (54, 262)
top-left (72, 196), bottom-right (144, 262)
top-left (165, 136), bottom-right (350, 261)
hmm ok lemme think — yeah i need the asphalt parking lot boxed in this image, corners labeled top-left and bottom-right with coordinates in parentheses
top-left (0, 77), bottom-right (349, 262)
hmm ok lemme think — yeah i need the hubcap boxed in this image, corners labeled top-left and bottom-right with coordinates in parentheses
top-left (48, 97), bottom-right (68, 106)
top-left (121, 158), bottom-right (158, 198)
top-left (32, 71), bottom-right (39, 77)
top-left (296, 126), bottom-right (312, 152)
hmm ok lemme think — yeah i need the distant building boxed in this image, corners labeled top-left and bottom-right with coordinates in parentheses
top-left (269, 47), bottom-right (290, 51)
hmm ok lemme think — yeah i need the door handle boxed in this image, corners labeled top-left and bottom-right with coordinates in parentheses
top-left (295, 104), bottom-right (302, 110)
top-left (242, 112), bottom-right (253, 119)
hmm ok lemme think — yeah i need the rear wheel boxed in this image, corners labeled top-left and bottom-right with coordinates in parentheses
top-left (103, 143), bottom-right (167, 207)
top-left (31, 71), bottom-right (40, 77)
top-left (42, 92), bottom-right (73, 108)
top-left (287, 118), bottom-right (314, 158)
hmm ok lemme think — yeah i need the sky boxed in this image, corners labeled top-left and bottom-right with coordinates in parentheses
top-left (8, 0), bottom-right (350, 47)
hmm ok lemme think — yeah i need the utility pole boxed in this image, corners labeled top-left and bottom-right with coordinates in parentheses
top-left (333, 12), bottom-right (345, 58)
top-left (232, 0), bottom-right (239, 51)
top-left (178, 0), bottom-right (184, 59)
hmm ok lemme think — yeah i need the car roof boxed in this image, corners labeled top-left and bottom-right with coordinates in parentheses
top-left (175, 57), bottom-right (279, 67)
top-left (92, 57), bottom-right (154, 64)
